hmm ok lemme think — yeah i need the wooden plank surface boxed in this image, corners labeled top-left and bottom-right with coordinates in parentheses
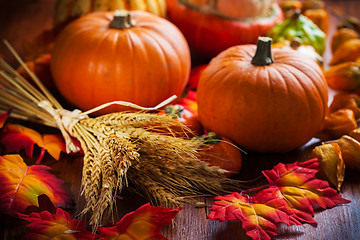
top-left (0, 1), bottom-right (360, 240)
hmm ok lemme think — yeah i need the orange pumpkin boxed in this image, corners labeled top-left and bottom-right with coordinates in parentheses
top-left (198, 132), bottom-right (242, 177)
top-left (53, 0), bottom-right (167, 28)
top-left (166, 0), bottom-right (283, 59)
top-left (51, 10), bottom-right (191, 114)
top-left (197, 37), bottom-right (328, 153)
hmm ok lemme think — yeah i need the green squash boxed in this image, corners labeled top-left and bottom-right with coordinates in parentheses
top-left (268, 10), bottom-right (326, 55)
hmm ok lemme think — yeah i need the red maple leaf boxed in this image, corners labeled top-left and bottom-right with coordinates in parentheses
top-left (208, 189), bottom-right (301, 240)
top-left (97, 203), bottom-right (181, 240)
top-left (262, 159), bottom-right (350, 222)
top-left (208, 158), bottom-right (350, 240)
top-left (0, 154), bottom-right (72, 216)
top-left (18, 208), bottom-right (97, 240)
top-left (0, 123), bottom-right (66, 163)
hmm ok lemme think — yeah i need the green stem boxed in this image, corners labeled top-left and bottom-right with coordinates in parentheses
top-left (251, 37), bottom-right (274, 66)
top-left (110, 10), bottom-right (134, 29)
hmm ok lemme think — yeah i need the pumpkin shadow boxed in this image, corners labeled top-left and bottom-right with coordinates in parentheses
top-left (233, 137), bottom-right (322, 184)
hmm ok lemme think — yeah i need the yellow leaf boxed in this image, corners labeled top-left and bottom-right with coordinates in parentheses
top-left (312, 143), bottom-right (345, 191)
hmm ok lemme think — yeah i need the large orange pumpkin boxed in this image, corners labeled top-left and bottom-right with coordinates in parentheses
top-left (166, 0), bottom-right (284, 59)
top-left (51, 10), bottom-right (191, 114)
top-left (197, 37), bottom-right (328, 153)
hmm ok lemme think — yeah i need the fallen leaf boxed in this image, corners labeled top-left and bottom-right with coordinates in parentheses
top-left (262, 159), bottom-right (350, 222)
top-left (18, 208), bottom-right (97, 240)
top-left (208, 159), bottom-right (350, 240)
top-left (208, 189), bottom-right (301, 240)
top-left (312, 143), bottom-right (345, 191)
top-left (97, 203), bottom-right (180, 240)
top-left (0, 154), bottom-right (72, 216)
top-left (0, 123), bottom-right (66, 162)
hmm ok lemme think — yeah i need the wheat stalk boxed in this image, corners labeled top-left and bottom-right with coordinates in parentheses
top-left (0, 40), bottom-right (243, 230)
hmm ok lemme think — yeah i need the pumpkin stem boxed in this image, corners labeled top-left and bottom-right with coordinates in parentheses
top-left (110, 10), bottom-right (135, 29)
top-left (291, 9), bottom-right (301, 21)
top-left (251, 37), bottom-right (274, 66)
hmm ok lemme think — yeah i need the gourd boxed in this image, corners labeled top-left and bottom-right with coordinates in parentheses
top-left (51, 10), bottom-right (191, 114)
top-left (331, 28), bottom-right (358, 54)
top-left (197, 37), bottom-right (328, 153)
top-left (268, 10), bottom-right (326, 55)
top-left (166, 0), bottom-right (283, 59)
top-left (325, 62), bottom-right (360, 92)
top-left (53, 0), bottom-right (167, 28)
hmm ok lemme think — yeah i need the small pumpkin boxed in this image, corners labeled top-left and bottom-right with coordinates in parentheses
top-left (197, 37), bottom-right (328, 153)
top-left (166, 0), bottom-right (283, 59)
top-left (51, 10), bottom-right (191, 114)
top-left (197, 132), bottom-right (242, 177)
top-left (53, 0), bottom-right (167, 28)
top-left (157, 104), bottom-right (204, 138)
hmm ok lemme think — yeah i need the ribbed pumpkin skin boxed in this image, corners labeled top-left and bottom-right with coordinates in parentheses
top-left (53, 0), bottom-right (167, 28)
top-left (51, 11), bottom-right (191, 114)
top-left (197, 45), bottom-right (328, 153)
top-left (166, 0), bottom-right (284, 58)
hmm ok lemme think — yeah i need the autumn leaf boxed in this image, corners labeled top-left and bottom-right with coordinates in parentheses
top-left (262, 159), bottom-right (350, 220)
top-left (208, 189), bottom-right (301, 240)
top-left (97, 203), bottom-right (181, 240)
top-left (312, 143), bottom-right (345, 191)
top-left (18, 208), bottom-right (97, 240)
top-left (0, 123), bottom-right (66, 162)
top-left (0, 154), bottom-right (72, 216)
top-left (208, 159), bottom-right (350, 240)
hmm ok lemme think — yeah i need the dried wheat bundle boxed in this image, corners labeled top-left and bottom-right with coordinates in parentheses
top-left (0, 40), bottom-right (241, 230)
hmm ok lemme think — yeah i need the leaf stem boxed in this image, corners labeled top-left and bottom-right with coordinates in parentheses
top-left (241, 184), bottom-right (270, 194)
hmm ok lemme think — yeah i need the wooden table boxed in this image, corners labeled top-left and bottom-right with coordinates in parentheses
top-left (0, 1), bottom-right (359, 240)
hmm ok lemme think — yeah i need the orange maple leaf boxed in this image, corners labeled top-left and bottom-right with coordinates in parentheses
top-left (208, 159), bottom-right (350, 240)
top-left (0, 123), bottom-right (66, 163)
top-left (0, 154), bottom-right (72, 216)
top-left (19, 208), bottom-right (97, 240)
top-left (97, 203), bottom-right (181, 240)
